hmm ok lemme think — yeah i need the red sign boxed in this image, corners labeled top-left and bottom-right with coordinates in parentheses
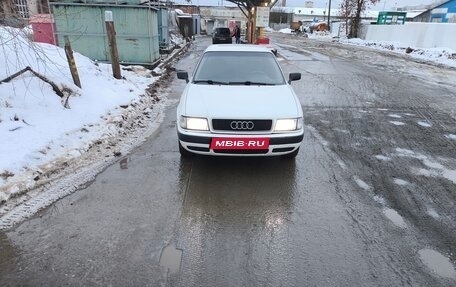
top-left (210, 138), bottom-right (270, 150)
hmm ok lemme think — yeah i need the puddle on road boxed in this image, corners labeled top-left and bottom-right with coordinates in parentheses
top-left (120, 158), bottom-right (129, 169)
top-left (383, 208), bottom-right (407, 228)
top-left (419, 249), bottom-right (456, 279)
top-left (0, 232), bottom-right (17, 257)
top-left (159, 244), bottom-right (182, 275)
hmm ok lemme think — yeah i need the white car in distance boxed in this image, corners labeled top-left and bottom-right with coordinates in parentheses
top-left (176, 44), bottom-right (303, 158)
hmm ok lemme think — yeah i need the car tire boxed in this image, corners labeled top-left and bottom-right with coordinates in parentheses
top-left (282, 148), bottom-right (299, 159)
top-left (179, 142), bottom-right (194, 158)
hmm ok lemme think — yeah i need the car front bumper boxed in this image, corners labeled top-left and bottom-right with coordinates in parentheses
top-left (213, 37), bottom-right (232, 43)
top-left (178, 130), bottom-right (304, 156)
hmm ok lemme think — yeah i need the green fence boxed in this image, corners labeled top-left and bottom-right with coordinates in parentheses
top-left (51, 3), bottom-right (160, 65)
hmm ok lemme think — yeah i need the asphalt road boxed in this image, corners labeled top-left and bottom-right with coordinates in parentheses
top-left (0, 35), bottom-right (455, 286)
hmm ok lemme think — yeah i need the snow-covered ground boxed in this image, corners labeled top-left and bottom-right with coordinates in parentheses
top-left (0, 27), bottom-right (183, 209)
top-left (277, 28), bottom-right (456, 68)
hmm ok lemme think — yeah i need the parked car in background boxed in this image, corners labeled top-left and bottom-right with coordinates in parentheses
top-left (212, 27), bottom-right (232, 44)
top-left (176, 45), bottom-right (304, 158)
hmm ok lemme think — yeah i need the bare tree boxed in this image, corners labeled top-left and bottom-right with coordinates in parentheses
top-left (226, 1), bottom-right (279, 43)
top-left (1, 1), bottom-right (79, 106)
top-left (0, 0), bottom-right (24, 27)
top-left (340, 0), bottom-right (380, 38)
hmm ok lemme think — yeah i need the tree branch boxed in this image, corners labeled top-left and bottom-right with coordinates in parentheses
top-left (0, 66), bottom-right (65, 99)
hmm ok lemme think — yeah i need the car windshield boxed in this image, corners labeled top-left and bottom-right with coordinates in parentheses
top-left (192, 51), bottom-right (286, 85)
top-left (215, 28), bottom-right (230, 35)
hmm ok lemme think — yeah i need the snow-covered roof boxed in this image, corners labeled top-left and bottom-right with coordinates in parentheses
top-left (402, 10), bottom-right (429, 18)
top-left (272, 6), bottom-right (426, 19)
top-left (174, 8), bottom-right (192, 18)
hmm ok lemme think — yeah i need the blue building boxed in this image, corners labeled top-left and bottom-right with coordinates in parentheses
top-left (414, 0), bottom-right (456, 23)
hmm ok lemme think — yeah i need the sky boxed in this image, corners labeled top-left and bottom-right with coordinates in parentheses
top-left (179, 0), bottom-right (439, 10)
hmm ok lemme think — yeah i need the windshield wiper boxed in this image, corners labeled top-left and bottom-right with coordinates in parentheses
top-left (193, 80), bottom-right (229, 85)
top-left (229, 81), bottom-right (275, 86)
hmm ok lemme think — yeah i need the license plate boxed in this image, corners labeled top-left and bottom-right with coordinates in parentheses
top-left (210, 138), bottom-right (270, 150)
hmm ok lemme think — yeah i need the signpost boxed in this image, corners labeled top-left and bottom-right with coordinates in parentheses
top-left (255, 6), bottom-right (270, 28)
top-left (255, 6), bottom-right (270, 44)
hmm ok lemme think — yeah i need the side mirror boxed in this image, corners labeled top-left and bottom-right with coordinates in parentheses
top-left (288, 73), bottom-right (301, 84)
top-left (177, 71), bottom-right (189, 83)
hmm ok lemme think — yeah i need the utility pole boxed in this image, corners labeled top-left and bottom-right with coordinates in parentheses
top-left (327, 0), bottom-right (332, 31)
top-left (105, 11), bottom-right (121, 80)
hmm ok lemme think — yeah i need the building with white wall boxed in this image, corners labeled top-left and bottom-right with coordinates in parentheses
top-left (199, 6), bottom-right (246, 35)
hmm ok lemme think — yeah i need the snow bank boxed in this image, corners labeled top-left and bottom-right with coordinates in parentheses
top-left (274, 26), bottom-right (456, 68)
top-left (279, 28), bottom-right (293, 34)
top-left (0, 26), bottom-right (160, 203)
top-left (340, 38), bottom-right (456, 68)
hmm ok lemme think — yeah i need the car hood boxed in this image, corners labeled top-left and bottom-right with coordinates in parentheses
top-left (182, 84), bottom-right (301, 119)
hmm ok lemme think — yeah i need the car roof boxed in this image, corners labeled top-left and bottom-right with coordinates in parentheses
top-left (205, 44), bottom-right (273, 54)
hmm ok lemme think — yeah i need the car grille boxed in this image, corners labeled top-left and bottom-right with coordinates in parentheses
top-left (212, 119), bottom-right (272, 131)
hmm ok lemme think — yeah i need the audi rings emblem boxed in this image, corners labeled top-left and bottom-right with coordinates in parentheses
top-left (230, 121), bottom-right (254, 130)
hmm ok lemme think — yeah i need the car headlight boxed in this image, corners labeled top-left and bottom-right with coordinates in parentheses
top-left (274, 118), bottom-right (303, 131)
top-left (180, 116), bottom-right (209, 131)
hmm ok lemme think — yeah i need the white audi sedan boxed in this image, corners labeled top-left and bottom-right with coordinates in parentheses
top-left (176, 44), bottom-right (303, 158)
